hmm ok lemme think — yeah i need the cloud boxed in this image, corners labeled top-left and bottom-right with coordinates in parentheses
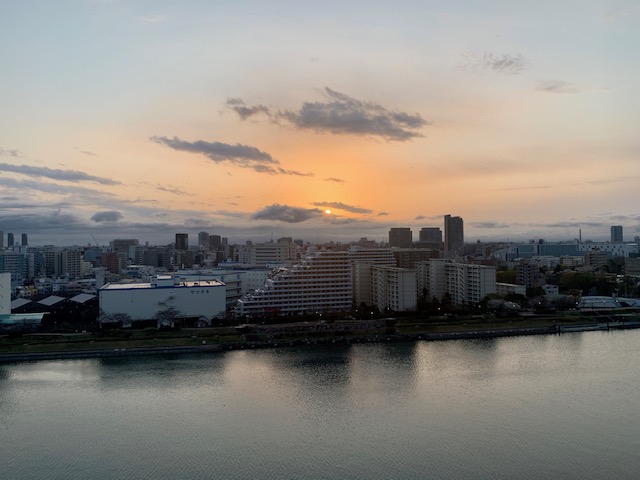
top-left (154, 184), bottom-right (190, 196)
top-left (377, 212), bottom-right (389, 216)
top-left (469, 221), bottom-right (510, 229)
top-left (252, 204), bottom-right (322, 223)
top-left (461, 52), bottom-right (526, 75)
top-left (138, 14), bottom-right (167, 23)
top-left (229, 88), bottom-right (429, 141)
top-left (495, 185), bottom-right (551, 191)
top-left (226, 98), bottom-right (270, 120)
top-left (0, 162), bottom-right (119, 185)
top-left (150, 135), bottom-right (311, 176)
top-left (324, 177), bottom-right (345, 183)
top-left (415, 215), bottom-right (426, 220)
top-left (75, 147), bottom-right (97, 156)
top-left (91, 211), bottom-right (123, 223)
top-left (312, 201), bottom-right (373, 214)
top-left (535, 80), bottom-right (580, 94)
top-left (0, 148), bottom-right (23, 158)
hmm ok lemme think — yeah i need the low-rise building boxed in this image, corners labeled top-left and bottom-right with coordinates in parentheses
top-left (99, 275), bottom-right (225, 326)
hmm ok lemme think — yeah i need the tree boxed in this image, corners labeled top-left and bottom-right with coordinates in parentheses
top-left (154, 307), bottom-right (182, 328)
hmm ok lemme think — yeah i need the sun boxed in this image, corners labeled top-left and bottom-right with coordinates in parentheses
top-left (324, 209), bottom-right (332, 214)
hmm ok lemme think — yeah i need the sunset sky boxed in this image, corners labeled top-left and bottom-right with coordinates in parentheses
top-left (1, 1), bottom-right (639, 246)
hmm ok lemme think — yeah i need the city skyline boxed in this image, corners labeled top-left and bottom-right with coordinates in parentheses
top-left (1, 1), bottom-right (639, 245)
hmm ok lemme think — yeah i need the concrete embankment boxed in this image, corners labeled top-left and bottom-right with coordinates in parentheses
top-left (0, 344), bottom-right (224, 363)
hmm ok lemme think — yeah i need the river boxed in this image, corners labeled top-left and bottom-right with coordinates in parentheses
top-left (2, 330), bottom-right (639, 479)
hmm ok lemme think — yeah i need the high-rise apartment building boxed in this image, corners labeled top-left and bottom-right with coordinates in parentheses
top-left (21, 233), bottom-right (28, 246)
top-left (419, 227), bottom-right (442, 244)
top-left (235, 250), bottom-right (352, 317)
top-left (370, 265), bottom-right (417, 312)
top-left (389, 228), bottom-right (412, 248)
top-left (444, 215), bottom-right (464, 253)
top-left (611, 225), bottom-right (623, 243)
top-left (0, 231), bottom-right (4, 249)
top-left (417, 259), bottom-right (496, 305)
top-left (175, 233), bottom-right (189, 250)
top-left (7, 233), bottom-right (14, 247)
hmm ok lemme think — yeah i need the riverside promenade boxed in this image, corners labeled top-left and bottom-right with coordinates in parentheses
top-left (3, 317), bottom-right (639, 364)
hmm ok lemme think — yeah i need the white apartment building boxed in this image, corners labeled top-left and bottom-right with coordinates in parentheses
top-left (350, 247), bottom-right (396, 306)
top-left (236, 242), bottom-right (296, 266)
top-left (370, 265), bottom-right (417, 312)
top-left (445, 262), bottom-right (496, 305)
top-left (235, 250), bottom-right (352, 318)
top-left (417, 259), bottom-right (496, 306)
top-left (416, 258), bottom-right (448, 301)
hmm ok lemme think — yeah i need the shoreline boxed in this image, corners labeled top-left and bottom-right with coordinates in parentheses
top-left (2, 320), bottom-right (638, 364)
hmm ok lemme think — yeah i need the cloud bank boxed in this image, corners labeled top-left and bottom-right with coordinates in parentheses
top-left (252, 204), bottom-right (322, 223)
top-left (0, 162), bottom-right (119, 185)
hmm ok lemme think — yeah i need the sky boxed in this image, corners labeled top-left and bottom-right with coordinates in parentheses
top-left (1, 0), bottom-right (639, 246)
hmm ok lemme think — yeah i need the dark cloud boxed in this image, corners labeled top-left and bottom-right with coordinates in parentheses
top-left (150, 135), bottom-right (312, 176)
top-left (377, 212), bottom-right (389, 216)
top-left (469, 221), bottom-right (510, 229)
top-left (0, 162), bottom-right (119, 185)
top-left (0, 148), bottom-right (23, 158)
top-left (415, 215), bottom-right (426, 220)
top-left (535, 80), bottom-right (580, 94)
top-left (312, 201), bottom-right (373, 214)
top-left (155, 184), bottom-right (190, 196)
top-left (324, 177), bottom-right (345, 183)
top-left (226, 98), bottom-right (270, 120)
top-left (75, 147), bottom-right (98, 156)
top-left (462, 52), bottom-right (526, 75)
top-left (229, 88), bottom-right (429, 141)
top-left (252, 204), bottom-right (322, 223)
top-left (91, 211), bottom-right (123, 223)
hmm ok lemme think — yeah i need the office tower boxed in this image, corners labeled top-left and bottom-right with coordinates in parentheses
top-left (0, 231), bottom-right (4, 249)
top-left (175, 233), bottom-right (189, 250)
top-left (419, 227), bottom-right (442, 244)
top-left (611, 225), bottom-right (623, 243)
top-left (21, 233), bottom-right (27, 246)
top-left (7, 233), bottom-right (14, 247)
top-left (209, 235), bottom-right (222, 250)
top-left (389, 228), bottom-right (412, 248)
top-left (198, 231), bottom-right (210, 249)
top-left (444, 215), bottom-right (464, 252)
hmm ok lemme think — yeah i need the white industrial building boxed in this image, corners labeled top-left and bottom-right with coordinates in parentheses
top-left (99, 275), bottom-right (226, 325)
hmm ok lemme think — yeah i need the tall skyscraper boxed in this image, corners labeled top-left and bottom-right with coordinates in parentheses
top-left (175, 233), bottom-right (189, 250)
top-left (7, 233), bottom-right (14, 247)
top-left (0, 231), bottom-right (4, 249)
top-left (389, 228), bottom-right (412, 248)
top-left (444, 215), bottom-right (464, 253)
top-left (21, 233), bottom-right (28, 246)
top-left (611, 225), bottom-right (623, 243)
